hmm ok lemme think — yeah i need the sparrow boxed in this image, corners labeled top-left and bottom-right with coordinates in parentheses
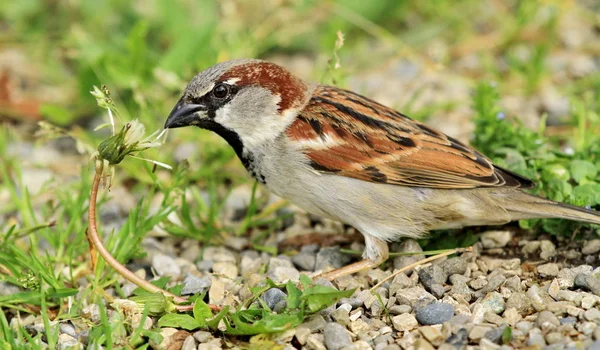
top-left (165, 59), bottom-right (600, 280)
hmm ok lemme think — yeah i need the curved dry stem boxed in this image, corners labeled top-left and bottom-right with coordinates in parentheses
top-left (87, 170), bottom-right (222, 312)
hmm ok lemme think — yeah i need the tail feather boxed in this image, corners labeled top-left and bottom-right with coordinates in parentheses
top-left (500, 191), bottom-right (600, 225)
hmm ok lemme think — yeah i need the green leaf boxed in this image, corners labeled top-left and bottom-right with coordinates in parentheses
top-left (193, 300), bottom-right (212, 326)
top-left (285, 281), bottom-right (302, 309)
top-left (501, 326), bottom-right (512, 344)
top-left (206, 305), bottom-right (230, 329)
top-left (157, 314), bottom-right (201, 331)
top-left (225, 309), bottom-right (303, 335)
top-left (570, 160), bottom-right (598, 184)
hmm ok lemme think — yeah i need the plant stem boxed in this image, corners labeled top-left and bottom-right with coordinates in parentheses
top-left (86, 171), bottom-right (221, 311)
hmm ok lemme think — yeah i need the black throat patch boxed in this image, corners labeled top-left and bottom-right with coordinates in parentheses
top-left (197, 120), bottom-right (267, 185)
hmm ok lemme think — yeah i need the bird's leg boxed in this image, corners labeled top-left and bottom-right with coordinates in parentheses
top-left (316, 235), bottom-right (388, 281)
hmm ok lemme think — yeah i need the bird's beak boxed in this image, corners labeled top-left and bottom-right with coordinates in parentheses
top-left (164, 99), bottom-right (208, 129)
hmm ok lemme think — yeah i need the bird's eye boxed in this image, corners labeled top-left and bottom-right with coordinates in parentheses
top-left (212, 83), bottom-right (229, 99)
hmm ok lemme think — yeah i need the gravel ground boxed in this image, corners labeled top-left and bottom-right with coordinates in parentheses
top-left (3, 6), bottom-right (600, 348)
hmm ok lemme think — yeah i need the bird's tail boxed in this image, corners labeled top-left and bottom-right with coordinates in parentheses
top-left (500, 191), bottom-right (600, 225)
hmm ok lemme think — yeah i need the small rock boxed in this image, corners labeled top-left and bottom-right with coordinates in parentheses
top-left (479, 338), bottom-right (501, 350)
top-left (537, 263), bottom-right (560, 277)
top-left (315, 247), bottom-right (351, 271)
top-left (429, 284), bottom-right (445, 299)
top-left (0, 282), bottom-right (21, 296)
top-left (295, 327), bottom-right (311, 345)
top-left (392, 239), bottom-right (423, 272)
top-left (584, 308), bottom-right (600, 323)
top-left (527, 328), bottom-right (546, 347)
top-left (505, 293), bottom-right (533, 315)
top-left (559, 316), bottom-right (577, 325)
top-left (476, 275), bottom-right (506, 297)
top-left (268, 266), bottom-right (300, 283)
top-left (212, 262), bottom-right (238, 279)
top-left (521, 241), bottom-right (541, 255)
top-left (307, 333), bottom-right (327, 350)
top-left (480, 231), bottom-right (512, 248)
top-left (504, 276), bottom-right (521, 292)
top-left (151, 254), bottom-right (181, 277)
top-left (556, 290), bottom-right (582, 305)
top-left (349, 319), bottom-right (371, 334)
top-left (415, 303), bottom-right (454, 325)
top-left (547, 279), bottom-right (560, 299)
top-left (347, 340), bottom-right (372, 350)
top-left (181, 336), bottom-right (197, 350)
top-left (181, 274), bottom-right (211, 295)
top-left (389, 273), bottom-right (415, 296)
top-left (582, 240), bottom-right (600, 255)
top-left (323, 323), bottom-right (352, 350)
top-left (445, 328), bottom-right (468, 349)
top-left (469, 277), bottom-right (488, 290)
top-left (389, 304), bottom-right (412, 315)
top-left (535, 310), bottom-right (560, 330)
top-left (392, 313), bottom-right (418, 332)
top-left (304, 315), bottom-right (327, 332)
top-left (418, 265), bottom-right (448, 291)
top-left (261, 288), bottom-right (287, 312)
top-left (394, 286), bottom-right (435, 306)
top-left (480, 292), bottom-right (505, 314)
top-left (441, 257), bottom-right (468, 276)
top-left (539, 240), bottom-right (556, 259)
top-left (292, 252), bottom-right (316, 271)
top-left (208, 279), bottom-right (225, 304)
top-left (58, 333), bottom-right (80, 350)
top-left (469, 325), bottom-right (492, 341)
top-left (483, 325), bottom-right (507, 344)
top-left (193, 330), bottom-right (212, 343)
top-left (582, 294), bottom-right (597, 309)
top-left (484, 311), bottom-right (505, 326)
top-left (419, 326), bottom-right (444, 346)
top-left (578, 321), bottom-right (598, 335)
top-left (503, 307), bottom-right (521, 326)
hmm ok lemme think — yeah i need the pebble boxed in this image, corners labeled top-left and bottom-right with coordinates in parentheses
top-left (392, 239), bottom-right (423, 272)
top-left (151, 254), bottom-right (181, 277)
top-left (419, 326), bottom-right (444, 346)
top-left (315, 247), bottom-right (351, 271)
top-left (212, 261), bottom-right (238, 279)
top-left (503, 308), bottom-right (522, 326)
top-left (480, 292), bottom-right (505, 314)
top-left (392, 313), bottom-right (418, 331)
top-left (181, 274), bottom-right (211, 295)
top-left (483, 325), bottom-right (506, 344)
top-left (418, 265), bottom-right (448, 291)
top-left (476, 274), bottom-right (506, 297)
top-left (57, 333), bottom-right (79, 350)
top-left (307, 334), bottom-right (327, 350)
top-left (537, 263), bottom-right (560, 277)
top-left (261, 288), bottom-right (287, 312)
top-left (582, 240), bottom-right (600, 255)
top-left (441, 257), bottom-right (468, 276)
top-left (445, 328), bottom-right (468, 349)
top-left (394, 286), bottom-right (435, 306)
top-left (535, 310), bottom-right (560, 330)
top-left (480, 230), bottom-right (512, 248)
top-left (182, 336), bottom-right (197, 350)
top-left (323, 323), bottom-right (352, 350)
top-left (505, 293), bottom-right (534, 315)
top-left (292, 252), bottom-right (316, 271)
top-left (584, 308), bottom-right (600, 323)
top-left (415, 303), bottom-right (454, 325)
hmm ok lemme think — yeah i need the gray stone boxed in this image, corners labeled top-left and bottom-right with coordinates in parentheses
top-left (0, 282), bottom-right (21, 296)
top-left (583, 240), bottom-right (600, 255)
top-left (584, 308), bottom-right (600, 322)
top-left (484, 325), bottom-right (507, 344)
top-left (181, 274), bottom-right (211, 295)
top-left (151, 254), bottom-right (181, 277)
top-left (292, 252), bottom-right (316, 271)
top-left (559, 316), bottom-right (577, 325)
top-left (430, 284), bottom-right (446, 299)
top-left (395, 286), bottom-right (436, 307)
top-left (505, 293), bottom-right (533, 315)
top-left (57, 333), bottom-right (79, 350)
top-left (315, 247), bottom-right (351, 271)
top-left (480, 231), bottom-right (512, 248)
top-left (389, 304), bottom-right (412, 315)
top-left (527, 329), bottom-right (546, 347)
top-left (540, 240), bottom-right (556, 260)
top-left (181, 336), bottom-right (197, 350)
top-left (504, 276), bottom-right (521, 292)
top-left (441, 257), bottom-right (468, 276)
top-left (535, 310), bottom-right (560, 330)
top-left (193, 330), bottom-right (212, 343)
top-left (392, 239), bottom-right (423, 272)
top-left (261, 288), bottom-right (287, 312)
top-left (537, 263), bottom-right (560, 277)
top-left (389, 273), bottom-right (414, 296)
top-left (304, 315), bottom-right (327, 332)
top-left (445, 328), bottom-right (468, 348)
top-left (418, 265), bottom-right (448, 291)
top-left (415, 303), bottom-right (454, 325)
top-left (323, 323), bottom-right (352, 350)
top-left (338, 298), bottom-right (363, 309)
top-left (469, 325), bottom-right (492, 340)
top-left (476, 274), bottom-right (506, 296)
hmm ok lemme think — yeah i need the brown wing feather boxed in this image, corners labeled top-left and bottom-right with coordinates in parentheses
top-left (286, 86), bottom-right (534, 190)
